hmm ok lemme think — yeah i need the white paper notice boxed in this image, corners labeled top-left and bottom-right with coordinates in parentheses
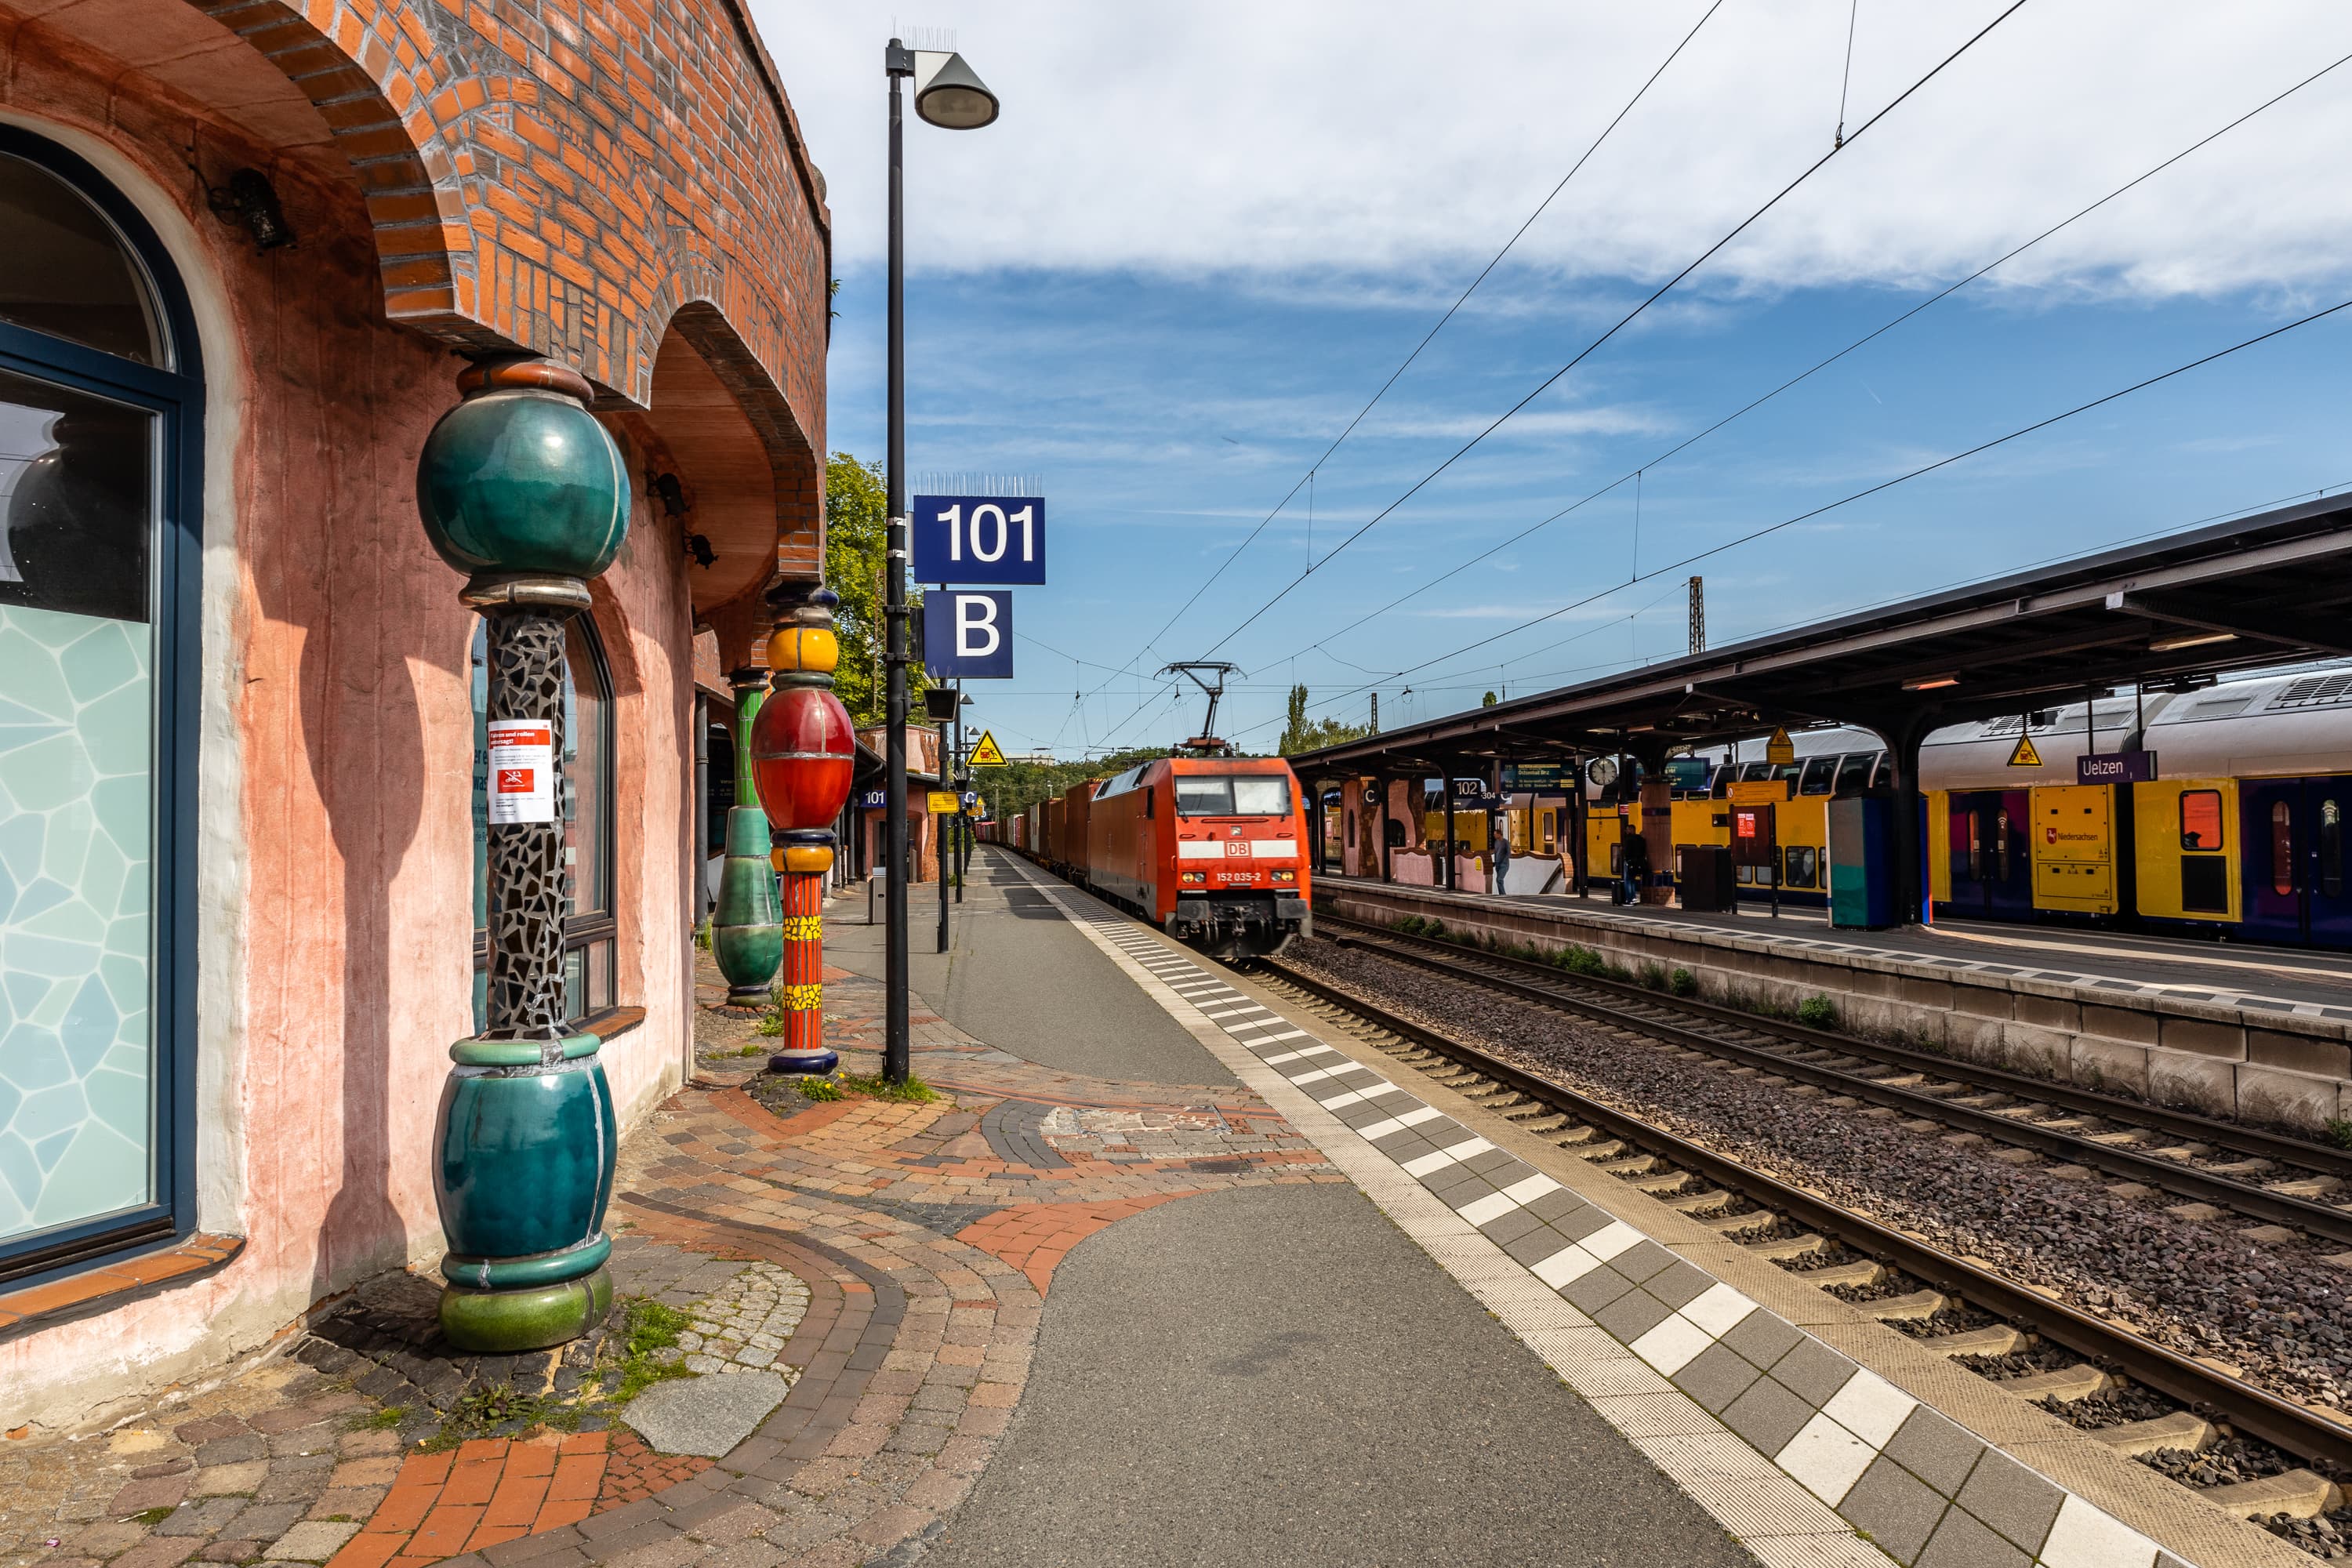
top-left (486, 720), bottom-right (556, 825)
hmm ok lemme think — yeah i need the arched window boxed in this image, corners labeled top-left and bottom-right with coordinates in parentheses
top-left (0, 129), bottom-right (202, 1284)
top-left (471, 616), bottom-right (619, 1029)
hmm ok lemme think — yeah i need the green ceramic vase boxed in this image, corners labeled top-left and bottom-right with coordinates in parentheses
top-left (416, 390), bottom-right (630, 579)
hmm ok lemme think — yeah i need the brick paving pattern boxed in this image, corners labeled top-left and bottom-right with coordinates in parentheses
top-left (7, 906), bottom-right (1335, 1568)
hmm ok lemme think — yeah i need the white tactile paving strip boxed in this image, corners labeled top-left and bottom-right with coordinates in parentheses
top-left (1002, 858), bottom-right (2205, 1568)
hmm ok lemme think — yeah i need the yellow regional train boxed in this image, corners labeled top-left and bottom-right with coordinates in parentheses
top-left (1568, 668), bottom-right (2352, 949)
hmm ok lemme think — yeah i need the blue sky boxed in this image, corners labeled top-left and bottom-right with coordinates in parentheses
top-left (766, 1), bottom-right (2352, 756)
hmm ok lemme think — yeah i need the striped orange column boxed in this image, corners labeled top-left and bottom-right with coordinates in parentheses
top-left (773, 837), bottom-right (834, 1073)
top-left (749, 583), bottom-right (856, 1077)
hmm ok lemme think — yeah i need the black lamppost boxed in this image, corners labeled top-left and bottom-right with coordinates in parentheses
top-left (884, 37), bottom-right (1000, 1082)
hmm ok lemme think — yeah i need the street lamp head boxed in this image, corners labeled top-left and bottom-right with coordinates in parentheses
top-left (914, 51), bottom-right (999, 129)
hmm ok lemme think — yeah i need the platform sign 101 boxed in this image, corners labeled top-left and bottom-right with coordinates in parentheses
top-left (912, 495), bottom-right (1046, 585)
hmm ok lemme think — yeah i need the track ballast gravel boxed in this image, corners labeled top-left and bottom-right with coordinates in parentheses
top-left (1285, 935), bottom-right (2352, 1417)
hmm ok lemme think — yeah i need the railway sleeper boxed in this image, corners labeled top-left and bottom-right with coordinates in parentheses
top-left (1594, 1153), bottom-right (1664, 1176)
top-left (2267, 1175), bottom-right (2343, 1199)
top-left (1801, 1258), bottom-right (1886, 1289)
top-left (1552, 1125), bottom-right (1606, 1146)
top-left (2198, 1468), bottom-right (2344, 1522)
top-left (1664, 1188), bottom-right (1736, 1216)
top-left (2000, 1364), bottom-right (2115, 1403)
top-left (1573, 1138), bottom-right (1631, 1160)
top-left (1863, 1290), bottom-right (1949, 1323)
top-left (1704, 1208), bottom-right (1780, 1237)
top-left (1921, 1324), bottom-right (2032, 1359)
top-left (1743, 1232), bottom-right (1829, 1261)
top-left (1628, 1171), bottom-right (1696, 1196)
top-left (2089, 1411), bottom-right (2215, 1458)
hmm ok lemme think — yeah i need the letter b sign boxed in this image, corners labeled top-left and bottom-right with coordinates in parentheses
top-left (921, 591), bottom-right (1014, 679)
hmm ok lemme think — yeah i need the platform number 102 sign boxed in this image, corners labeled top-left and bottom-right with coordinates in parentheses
top-left (912, 495), bottom-right (1047, 586)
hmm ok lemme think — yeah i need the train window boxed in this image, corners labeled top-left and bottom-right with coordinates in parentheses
top-left (1711, 768), bottom-right (1732, 799)
top-left (1770, 761), bottom-right (1801, 784)
top-left (1739, 761), bottom-right (1769, 782)
top-left (1869, 753), bottom-right (1890, 789)
top-left (1798, 758), bottom-right (1837, 796)
top-left (1173, 774), bottom-right (1292, 817)
top-left (2272, 800), bottom-right (2297, 896)
top-left (1784, 846), bottom-right (1819, 888)
top-left (2180, 790), bottom-right (2224, 851)
top-left (2323, 800), bottom-right (2343, 898)
top-left (1144, 787), bottom-right (1155, 819)
top-left (1835, 753), bottom-right (1875, 793)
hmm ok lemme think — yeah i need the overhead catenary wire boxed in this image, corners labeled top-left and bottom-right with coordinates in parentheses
top-left (1244, 45), bottom-right (2352, 679)
top-left (1180, 0), bottom-right (2033, 666)
top-left (1065, 0), bottom-right (1732, 713)
top-left (1236, 296), bottom-right (2352, 742)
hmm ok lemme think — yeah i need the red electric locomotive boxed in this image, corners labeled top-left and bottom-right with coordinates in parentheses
top-left (1080, 755), bottom-right (1311, 957)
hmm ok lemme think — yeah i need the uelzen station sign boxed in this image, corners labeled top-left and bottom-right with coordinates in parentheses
top-left (2078, 750), bottom-right (2158, 785)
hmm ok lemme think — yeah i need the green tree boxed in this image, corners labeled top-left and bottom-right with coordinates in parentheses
top-left (1482, 691), bottom-right (1497, 706)
top-left (824, 452), bottom-right (925, 727)
top-left (1278, 683), bottom-right (1370, 757)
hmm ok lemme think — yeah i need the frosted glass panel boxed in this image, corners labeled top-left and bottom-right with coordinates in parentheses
top-left (0, 603), bottom-right (153, 1240)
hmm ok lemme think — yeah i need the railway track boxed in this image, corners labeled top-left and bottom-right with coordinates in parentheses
top-left (1318, 911), bottom-right (2352, 1250)
top-left (1250, 950), bottom-right (2352, 1541)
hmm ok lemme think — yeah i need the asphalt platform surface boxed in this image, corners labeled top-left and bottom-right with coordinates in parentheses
top-left (863, 847), bottom-right (1756, 1566)
top-left (922, 1182), bottom-right (1756, 1568)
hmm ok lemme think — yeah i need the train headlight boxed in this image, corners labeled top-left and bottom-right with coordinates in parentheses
top-left (1271, 869), bottom-right (1295, 883)
top-left (1181, 870), bottom-right (1206, 885)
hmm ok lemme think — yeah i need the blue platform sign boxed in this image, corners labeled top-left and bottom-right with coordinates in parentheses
top-left (912, 495), bottom-right (1046, 585)
top-left (921, 590), bottom-right (1014, 679)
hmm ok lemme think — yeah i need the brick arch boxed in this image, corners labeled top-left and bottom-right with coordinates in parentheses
top-left (175, 0), bottom-right (830, 441)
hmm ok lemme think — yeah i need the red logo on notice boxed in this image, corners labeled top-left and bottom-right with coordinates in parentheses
top-left (496, 768), bottom-right (534, 793)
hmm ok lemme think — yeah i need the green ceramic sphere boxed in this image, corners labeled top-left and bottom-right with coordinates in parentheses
top-left (416, 390), bottom-right (630, 579)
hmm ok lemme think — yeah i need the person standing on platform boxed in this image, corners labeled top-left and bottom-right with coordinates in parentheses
top-left (1618, 824), bottom-right (1648, 906)
top-left (1490, 811), bottom-right (1512, 895)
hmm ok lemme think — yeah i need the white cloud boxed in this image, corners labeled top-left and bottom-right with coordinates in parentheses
top-left (758, 2), bottom-right (2352, 299)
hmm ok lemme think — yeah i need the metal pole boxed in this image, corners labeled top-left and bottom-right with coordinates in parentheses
top-left (884, 41), bottom-right (911, 1082)
top-left (954, 681), bottom-right (966, 904)
top-left (938, 713), bottom-right (951, 952)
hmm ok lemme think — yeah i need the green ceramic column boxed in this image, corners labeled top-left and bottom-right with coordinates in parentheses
top-left (711, 667), bottom-right (782, 1001)
top-left (417, 356), bottom-right (630, 1352)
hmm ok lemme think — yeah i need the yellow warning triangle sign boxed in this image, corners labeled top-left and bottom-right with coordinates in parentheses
top-left (969, 729), bottom-right (1007, 767)
top-left (2008, 733), bottom-right (2043, 768)
top-left (1765, 727), bottom-right (1795, 765)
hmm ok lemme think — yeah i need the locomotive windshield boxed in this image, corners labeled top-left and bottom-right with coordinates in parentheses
top-left (1174, 774), bottom-right (1293, 817)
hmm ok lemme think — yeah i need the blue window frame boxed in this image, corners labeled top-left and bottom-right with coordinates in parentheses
top-left (0, 126), bottom-right (204, 1288)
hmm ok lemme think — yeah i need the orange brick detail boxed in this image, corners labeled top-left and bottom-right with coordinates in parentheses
top-left (955, 1193), bottom-right (1204, 1297)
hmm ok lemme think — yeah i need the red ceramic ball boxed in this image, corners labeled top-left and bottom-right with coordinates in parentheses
top-left (750, 685), bottom-right (856, 833)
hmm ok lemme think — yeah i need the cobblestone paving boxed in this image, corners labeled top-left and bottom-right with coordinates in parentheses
top-left (6, 900), bottom-right (1337, 1568)
top-left (670, 1264), bottom-right (810, 1377)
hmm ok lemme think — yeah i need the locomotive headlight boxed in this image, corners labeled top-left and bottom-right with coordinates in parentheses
top-left (1271, 869), bottom-right (1295, 883)
top-left (1181, 871), bottom-right (1206, 885)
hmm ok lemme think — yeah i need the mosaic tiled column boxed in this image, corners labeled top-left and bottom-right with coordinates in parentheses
top-left (711, 667), bottom-right (783, 1002)
top-left (750, 585), bottom-right (857, 1076)
top-left (416, 357), bottom-right (630, 1352)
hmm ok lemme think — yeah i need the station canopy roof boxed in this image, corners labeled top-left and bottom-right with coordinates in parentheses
top-left (1289, 492), bottom-right (2352, 778)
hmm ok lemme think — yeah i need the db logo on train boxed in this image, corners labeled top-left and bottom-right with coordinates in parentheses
top-left (1225, 840), bottom-right (1251, 858)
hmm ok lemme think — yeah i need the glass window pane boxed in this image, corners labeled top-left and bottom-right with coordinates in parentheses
top-left (1232, 775), bottom-right (1291, 816)
top-left (0, 154), bottom-right (163, 365)
top-left (0, 375), bottom-right (156, 1244)
top-left (0, 368), bottom-right (151, 624)
top-left (2180, 789), bottom-right (2223, 851)
top-left (561, 619), bottom-right (610, 919)
top-left (1173, 777), bottom-right (1231, 815)
top-left (2272, 800), bottom-right (2296, 896)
